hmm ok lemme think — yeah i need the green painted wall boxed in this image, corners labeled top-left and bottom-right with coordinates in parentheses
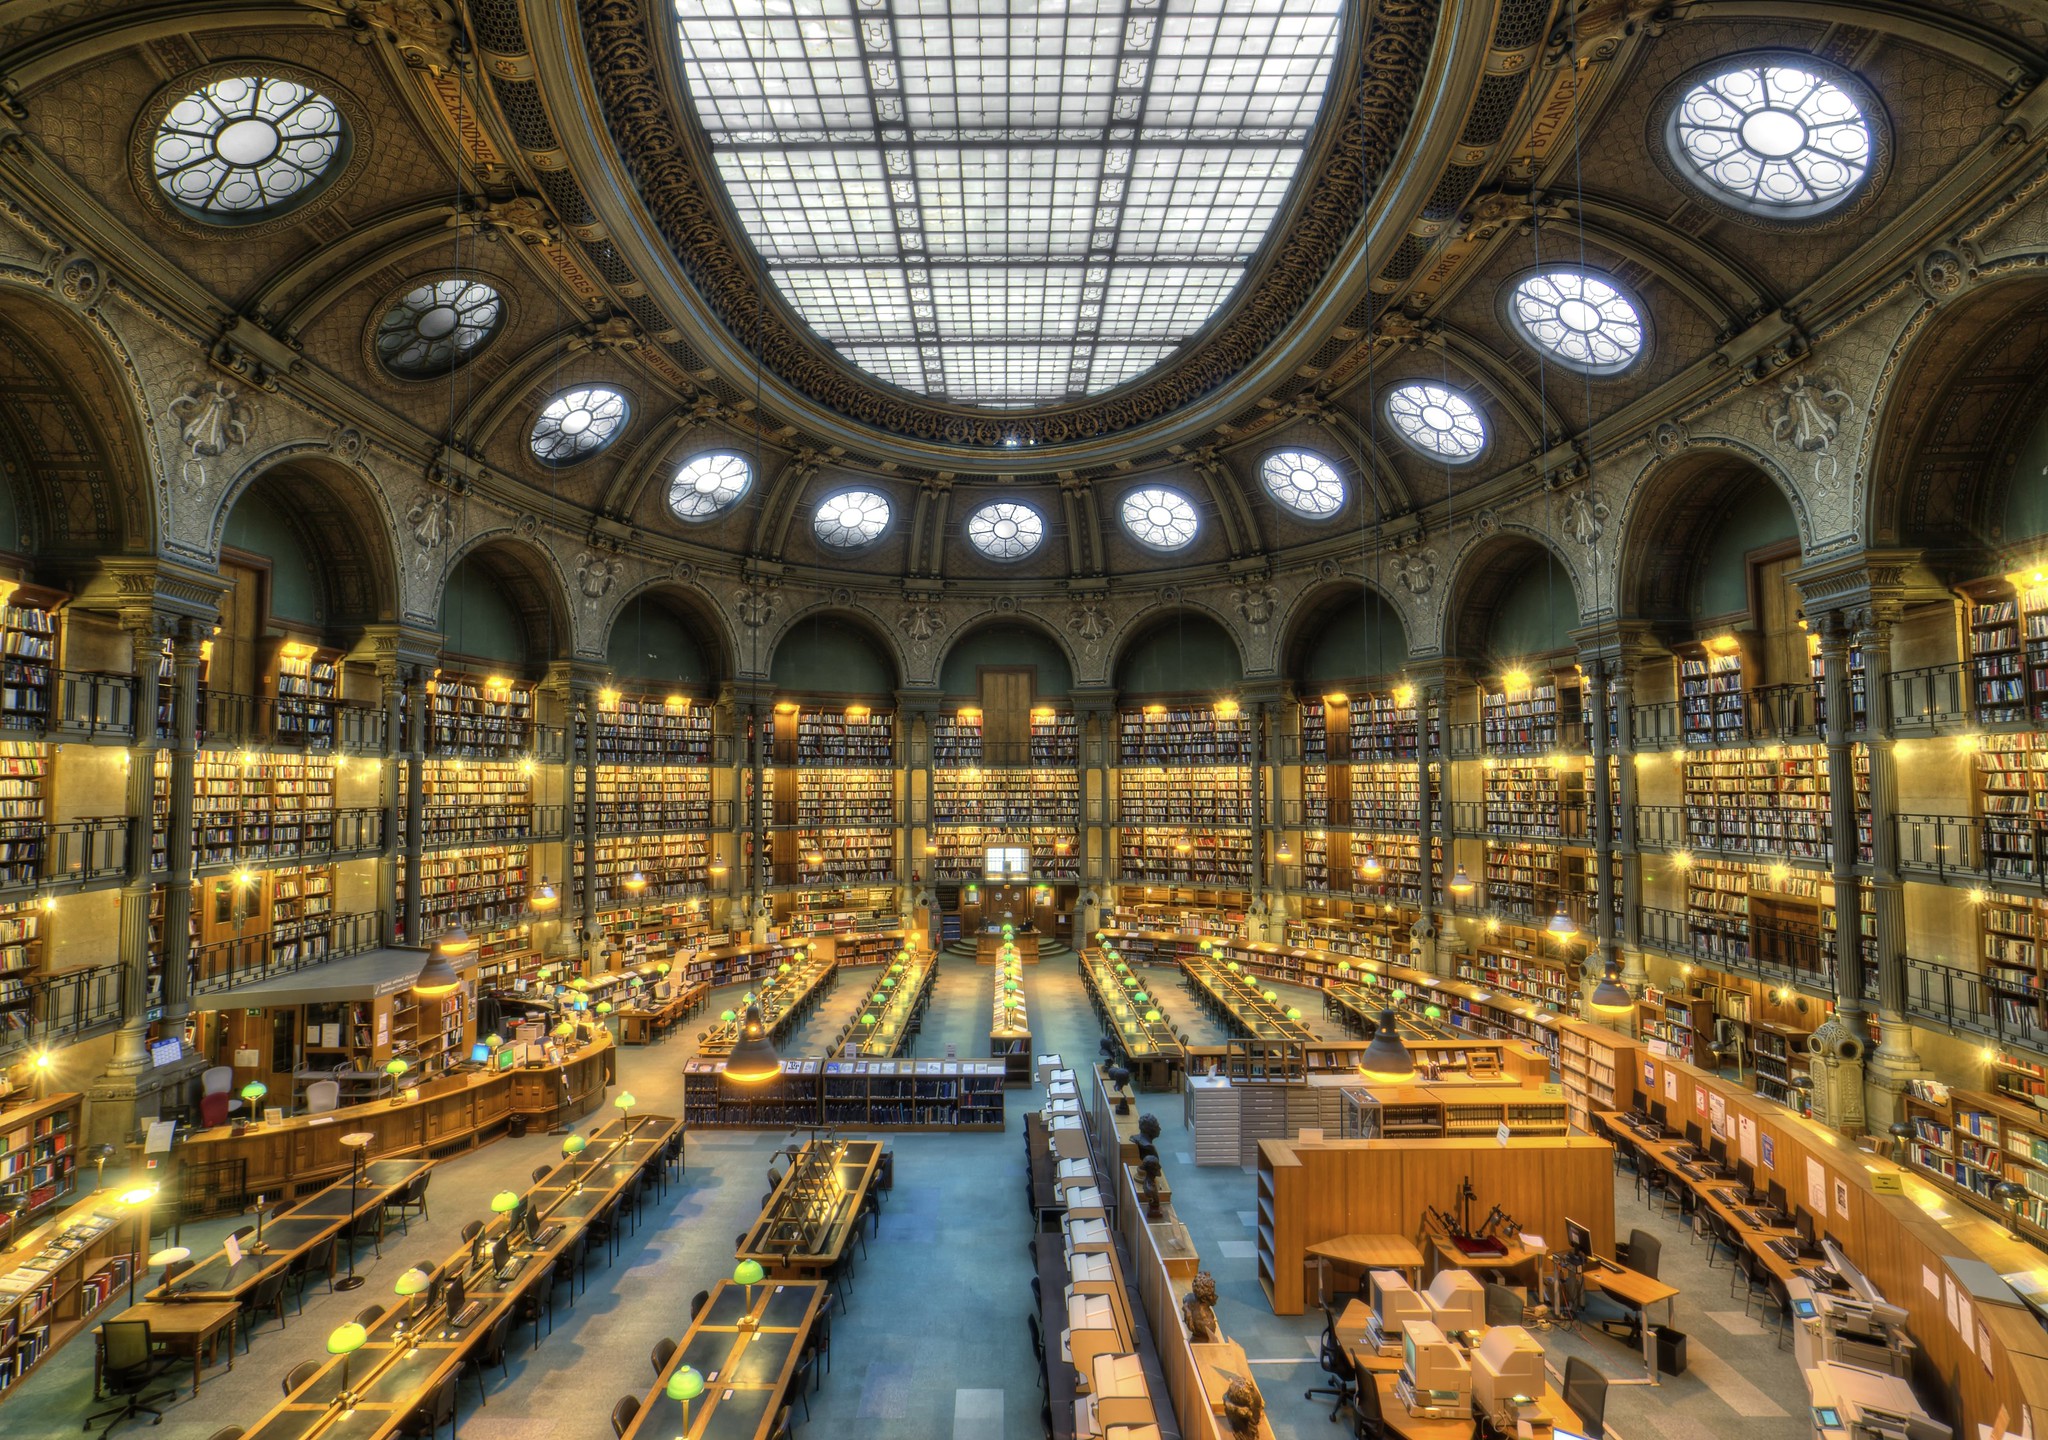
top-left (608, 596), bottom-right (711, 684)
top-left (2006, 404), bottom-right (2048, 543)
top-left (224, 488), bottom-right (321, 625)
top-left (1693, 487), bottom-right (1798, 619)
top-left (1115, 614), bottom-right (1243, 694)
top-left (440, 558), bottom-right (527, 664)
top-left (1299, 591), bottom-right (1408, 684)
top-left (0, 472), bottom-right (19, 555)
top-left (770, 615), bottom-right (895, 695)
top-left (939, 623), bottom-right (1073, 697)
top-left (1486, 555), bottom-right (1577, 658)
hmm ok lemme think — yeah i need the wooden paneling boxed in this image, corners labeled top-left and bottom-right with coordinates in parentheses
top-left (1257, 1136), bottom-right (1615, 1315)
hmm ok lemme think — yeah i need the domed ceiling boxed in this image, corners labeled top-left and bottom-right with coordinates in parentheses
top-left (665, 0), bottom-right (1345, 408)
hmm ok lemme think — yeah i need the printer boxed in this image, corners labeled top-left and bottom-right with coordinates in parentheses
top-left (1062, 1290), bottom-right (1119, 1376)
top-left (1472, 1325), bottom-right (1547, 1420)
top-left (1396, 1319), bottom-right (1473, 1420)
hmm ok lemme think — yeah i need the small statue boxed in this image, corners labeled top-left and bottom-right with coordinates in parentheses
top-left (1138, 1112), bottom-right (1161, 1144)
top-left (1139, 1154), bottom-right (1164, 1220)
top-left (1222, 1376), bottom-right (1264, 1439)
top-left (1182, 1270), bottom-right (1220, 1343)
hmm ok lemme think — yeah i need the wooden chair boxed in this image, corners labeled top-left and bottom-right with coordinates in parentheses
top-left (610, 1395), bottom-right (640, 1439)
top-left (651, 1337), bottom-right (676, 1376)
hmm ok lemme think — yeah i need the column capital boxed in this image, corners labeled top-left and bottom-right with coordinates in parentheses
top-left (1570, 621), bottom-right (1665, 675)
top-left (72, 557), bottom-right (227, 630)
top-left (1789, 548), bottom-right (1946, 620)
top-left (357, 623), bottom-right (443, 678)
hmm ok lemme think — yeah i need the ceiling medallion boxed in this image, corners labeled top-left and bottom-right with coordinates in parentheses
top-left (575, 0), bottom-right (1440, 450)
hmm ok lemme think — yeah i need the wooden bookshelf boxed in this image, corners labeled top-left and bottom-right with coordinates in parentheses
top-left (1900, 1080), bottom-right (2048, 1241)
top-left (271, 640), bottom-right (339, 747)
top-left (0, 1094), bottom-right (79, 1224)
top-left (0, 903), bottom-right (40, 1042)
top-left (1682, 745), bottom-right (1868, 862)
top-left (1480, 675), bottom-right (1567, 754)
top-left (0, 743), bottom-right (44, 890)
top-left (1483, 756), bottom-right (1584, 840)
top-left (1978, 891), bottom-right (2048, 1030)
top-left (590, 691), bottom-right (712, 764)
top-left (412, 845), bottom-right (530, 942)
top-left (582, 834), bottom-right (708, 907)
top-left (1966, 576), bottom-right (2048, 726)
top-left (428, 671), bottom-right (533, 758)
top-left (423, 757), bottom-right (531, 848)
top-left (0, 1179), bottom-right (130, 1403)
top-left (1679, 639), bottom-right (1747, 744)
top-left (1455, 932), bottom-right (1576, 1011)
top-left (1749, 1019), bottom-right (1812, 1105)
top-left (0, 594), bottom-right (55, 734)
top-left (1557, 1019), bottom-right (1637, 1133)
top-left (1340, 1084), bottom-right (1571, 1140)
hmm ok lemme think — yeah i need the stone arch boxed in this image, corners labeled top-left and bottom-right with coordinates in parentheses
top-left (1110, 607), bottom-right (1247, 696)
top-left (1861, 273), bottom-right (2048, 559)
top-left (211, 451), bottom-right (401, 638)
top-left (764, 603), bottom-right (905, 695)
top-left (1440, 528), bottom-right (1587, 667)
top-left (936, 611), bottom-right (1083, 698)
top-left (1614, 444), bottom-right (1811, 623)
top-left (1279, 577), bottom-right (1411, 685)
top-left (600, 576), bottom-right (737, 687)
top-left (0, 281), bottom-right (159, 568)
top-left (434, 530), bottom-right (576, 670)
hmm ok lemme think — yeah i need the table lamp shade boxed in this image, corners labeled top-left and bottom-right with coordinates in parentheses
top-left (1286, 1007), bottom-right (1302, 1021)
top-left (240, 1081), bottom-right (267, 1102)
top-left (1262, 990), bottom-right (1278, 1004)
top-left (395, 1267), bottom-right (431, 1296)
top-left (327, 1322), bottom-right (368, 1355)
top-left (733, 1260), bottom-right (765, 1286)
top-left (148, 1246), bottom-right (190, 1267)
top-left (881, 976), bottom-right (897, 988)
top-left (666, 1366), bottom-right (705, 1401)
top-left (860, 1013), bottom-right (877, 1025)
top-left (120, 1186), bottom-right (156, 1206)
top-left (724, 1002), bottom-right (781, 1084)
top-left (597, 1001), bottom-right (613, 1014)
top-left (615, 1092), bottom-right (635, 1111)
top-left (490, 1190), bottom-right (520, 1214)
top-left (553, 1022), bottom-right (574, 1039)
top-left (563, 1134), bottom-right (587, 1156)
top-left (779, 962), bottom-right (791, 974)
top-left (485, 1033), bottom-right (502, 1048)
top-left (1145, 1010), bottom-right (1162, 1022)
top-left (385, 1058), bottom-right (409, 1078)
top-left (720, 1009), bottom-right (737, 1023)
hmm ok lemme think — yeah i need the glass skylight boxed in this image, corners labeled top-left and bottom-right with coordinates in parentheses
top-left (1668, 62), bottom-right (1871, 220)
top-left (374, 277), bottom-right (504, 378)
top-left (667, 452), bottom-right (753, 520)
top-left (670, 0), bottom-right (1343, 406)
top-left (1121, 486), bottom-right (1198, 551)
top-left (1260, 449), bottom-right (1345, 517)
top-left (1506, 270), bottom-right (1645, 375)
top-left (814, 488), bottom-right (892, 547)
top-left (966, 500), bottom-right (1045, 560)
top-left (1384, 383), bottom-right (1486, 462)
top-left (530, 387), bottom-right (631, 465)
top-left (152, 75), bottom-right (349, 221)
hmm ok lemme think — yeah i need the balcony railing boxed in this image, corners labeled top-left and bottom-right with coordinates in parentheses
top-left (0, 817), bottom-right (131, 896)
top-left (591, 801), bottom-right (732, 836)
top-left (1638, 903), bottom-right (1838, 994)
top-left (1895, 813), bottom-right (1983, 882)
top-left (1628, 700), bottom-right (1684, 751)
top-left (1632, 802), bottom-right (1835, 866)
top-left (189, 908), bottom-right (385, 995)
top-left (1889, 662), bottom-right (1971, 735)
top-left (0, 962), bottom-right (125, 1056)
top-left (51, 671), bottom-right (137, 742)
top-left (1896, 954), bottom-right (2048, 1054)
top-left (1451, 799), bottom-right (1587, 842)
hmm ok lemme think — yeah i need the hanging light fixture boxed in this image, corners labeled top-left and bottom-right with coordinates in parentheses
top-left (1547, 902), bottom-right (1577, 940)
top-left (529, 877), bottom-right (559, 914)
top-left (1448, 864), bottom-right (1474, 896)
top-left (623, 868), bottom-right (647, 894)
top-left (1588, 958), bottom-right (1633, 1015)
top-left (1357, 849), bottom-right (1382, 880)
top-left (1358, 1008), bottom-right (1415, 1084)
top-left (413, 932), bottom-right (466, 997)
top-left (723, 1002), bottom-right (781, 1083)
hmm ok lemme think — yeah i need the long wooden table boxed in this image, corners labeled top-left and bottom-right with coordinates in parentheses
top-left (622, 1279), bottom-right (825, 1440)
top-left (838, 953), bottom-right (935, 1058)
top-left (149, 1157), bottom-right (434, 1303)
top-left (697, 956), bottom-right (836, 1057)
top-left (736, 1138), bottom-right (883, 1278)
top-left (1080, 948), bottom-right (1183, 1089)
top-left (232, 1115), bottom-right (679, 1440)
top-left (1596, 1109), bottom-right (1806, 1283)
top-left (620, 979), bottom-right (711, 1044)
top-left (94, 1299), bottom-right (238, 1398)
top-left (1181, 954), bottom-right (1315, 1041)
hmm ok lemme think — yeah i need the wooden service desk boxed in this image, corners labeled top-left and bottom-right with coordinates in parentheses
top-left (737, 1139), bottom-right (883, 1278)
top-left (1424, 1231), bottom-right (1548, 1285)
top-left (149, 1033), bottom-right (613, 1201)
top-left (1308, 1233), bottom-right (1424, 1287)
top-left (151, 1158), bottom-right (434, 1302)
top-left (623, 1279), bottom-right (826, 1440)
top-left (620, 980), bottom-right (710, 1044)
top-left (978, 932), bottom-right (1038, 964)
top-left (235, 1115), bottom-right (677, 1440)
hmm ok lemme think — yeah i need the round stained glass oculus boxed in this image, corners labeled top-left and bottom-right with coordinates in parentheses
top-left (530, 387), bottom-right (631, 465)
top-left (151, 75), bottom-right (349, 221)
top-left (374, 278), bottom-right (505, 378)
top-left (1259, 451), bottom-right (1347, 517)
top-left (814, 489), bottom-right (892, 548)
top-left (1383, 383), bottom-right (1487, 462)
top-left (667, 453), bottom-right (753, 521)
top-left (1121, 487), bottom-right (1199, 551)
top-left (1667, 61), bottom-right (1872, 220)
top-left (966, 501), bottom-right (1045, 560)
top-left (1505, 270), bottom-right (1646, 375)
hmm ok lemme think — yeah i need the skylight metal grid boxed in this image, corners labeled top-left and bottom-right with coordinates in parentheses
top-left (671, 0), bottom-right (1342, 406)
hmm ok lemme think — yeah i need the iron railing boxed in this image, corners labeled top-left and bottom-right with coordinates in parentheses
top-left (0, 962), bottom-right (124, 1056)
top-left (1637, 904), bottom-right (1838, 995)
top-left (189, 909), bottom-right (385, 995)
top-left (51, 671), bottom-right (137, 742)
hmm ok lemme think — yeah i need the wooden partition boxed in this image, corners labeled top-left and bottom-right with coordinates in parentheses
top-left (1256, 1135), bottom-right (1615, 1314)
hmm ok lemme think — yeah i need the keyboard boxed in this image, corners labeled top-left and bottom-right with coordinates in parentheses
top-left (1735, 1208), bottom-right (1764, 1229)
top-left (535, 1222), bottom-right (564, 1246)
top-left (495, 1255), bottom-right (527, 1282)
top-left (449, 1301), bottom-right (485, 1329)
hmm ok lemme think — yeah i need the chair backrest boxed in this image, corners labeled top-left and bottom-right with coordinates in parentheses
top-left (1563, 1355), bottom-right (1608, 1437)
top-left (356, 1303), bottom-right (385, 1325)
top-left (1627, 1229), bottom-right (1662, 1280)
top-left (1483, 1282), bottom-right (1523, 1327)
top-left (250, 1269), bottom-right (286, 1304)
top-left (652, 1337), bottom-right (677, 1374)
top-left (230, 1225), bottom-right (255, 1242)
top-left (690, 1289), bottom-right (710, 1318)
top-left (306, 1080), bottom-right (340, 1113)
top-left (610, 1395), bottom-right (640, 1438)
top-left (461, 1220), bottom-right (483, 1244)
top-left (200, 1091), bottom-right (233, 1128)
top-left (1318, 1310), bottom-right (1355, 1382)
top-left (284, 1360), bottom-right (321, 1394)
top-left (102, 1318), bottom-right (154, 1373)
top-left (486, 1308), bottom-right (514, 1358)
top-left (533, 1164), bottom-right (553, 1183)
top-left (202, 1065), bottom-right (233, 1095)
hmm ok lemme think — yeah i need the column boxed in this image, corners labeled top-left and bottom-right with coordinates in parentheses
top-left (574, 683), bottom-right (599, 944)
top-left (1613, 659), bottom-right (1643, 958)
top-left (1587, 660), bottom-right (1618, 982)
top-left (401, 667), bottom-right (428, 945)
top-left (1249, 699), bottom-right (1268, 900)
top-left (1818, 612), bottom-right (1866, 1026)
top-left (1413, 674), bottom-right (1440, 969)
top-left (748, 700), bottom-right (768, 925)
top-left (160, 621), bottom-right (203, 1027)
top-left (109, 620), bottom-right (165, 1069)
top-left (377, 661), bottom-right (404, 946)
top-left (1860, 609), bottom-right (1919, 1071)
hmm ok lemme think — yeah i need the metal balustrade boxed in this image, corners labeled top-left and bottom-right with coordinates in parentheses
top-left (1637, 903), bottom-right (1838, 995)
top-left (0, 962), bottom-right (124, 1056)
top-left (51, 671), bottom-right (137, 742)
top-left (189, 908), bottom-right (386, 995)
top-left (1889, 662), bottom-right (1972, 734)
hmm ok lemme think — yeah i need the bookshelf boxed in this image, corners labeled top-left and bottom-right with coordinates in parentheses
top-left (272, 641), bottom-right (339, 747)
top-left (0, 1094), bottom-right (79, 1223)
top-left (928, 826), bottom-right (1077, 882)
top-left (590, 692), bottom-right (712, 764)
top-left (1900, 1080), bottom-right (2048, 1240)
top-left (1977, 891), bottom-right (2048, 1030)
top-left (0, 904), bottom-right (40, 1041)
top-left (1966, 576), bottom-right (2048, 725)
top-left (1482, 757), bottom-right (1584, 840)
top-left (583, 765), bottom-right (712, 833)
top-left (1480, 676), bottom-right (1571, 754)
top-left (268, 865), bottom-right (337, 968)
top-left (1990, 1050), bottom-right (2048, 1108)
top-left (424, 758), bottom-right (531, 848)
top-left (582, 834), bottom-right (709, 907)
top-left (427, 672), bottom-right (533, 758)
top-left (1455, 932), bottom-right (1576, 1011)
top-left (411, 845), bottom-right (530, 942)
top-left (1749, 1020), bottom-right (1811, 1105)
top-left (0, 743), bottom-right (43, 890)
top-left (1681, 746), bottom-right (1867, 863)
top-left (1117, 704), bottom-right (1252, 884)
top-left (1978, 735), bottom-right (2048, 883)
top-left (1340, 1086), bottom-right (1571, 1140)
top-left (1682, 858), bottom-right (1871, 978)
top-left (1557, 1019), bottom-right (1637, 1133)
top-left (1680, 640), bottom-right (1747, 744)
top-left (931, 709), bottom-right (1078, 768)
top-left (0, 1179), bottom-right (130, 1404)
top-left (1805, 631), bottom-right (1866, 732)
top-left (0, 595), bottom-right (54, 733)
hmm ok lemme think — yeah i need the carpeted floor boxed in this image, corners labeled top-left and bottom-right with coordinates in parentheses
top-left (4, 956), bottom-right (1817, 1440)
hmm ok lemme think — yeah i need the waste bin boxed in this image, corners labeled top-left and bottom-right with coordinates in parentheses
top-left (508, 1115), bottom-right (529, 1139)
top-left (1653, 1325), bottom-right (1687, 1375)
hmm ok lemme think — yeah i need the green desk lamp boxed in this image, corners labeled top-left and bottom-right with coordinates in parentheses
top-left (327, 1321), bottom-right (367, 1403)
top-left (734, 1259), bottom-right (765, 1329)
top-left (615, 1090), bottom-right (637, 1136)
top-left (666, 1365), bottom-right (705, 1434)
top-left (562, 1132), bottom-right (588, 1190)
top-left (385, 1057), bottom-right (409, 1106)
top-left (239, 1081), bottom-right (267, 1125)
top-left (395, 1266), bottom-right (431, 1327)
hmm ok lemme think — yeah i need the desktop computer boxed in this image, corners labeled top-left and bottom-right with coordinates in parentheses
top-left (1365, 1270), bottom-right (1434, 1354)
top-left (1472, 1325), bottom-right (1546, 1419)
top-left (1396, 1320), bottom-right (1473, 1420)
top-left (1424, 1269), bottom-right (1486, 1334)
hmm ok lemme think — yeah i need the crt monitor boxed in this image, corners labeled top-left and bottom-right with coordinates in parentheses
top-left (1564, 1217), bottom-right (1593, 1261)
top-left (1767, 1178), bottom-right (1789, 1213)
top-left (498, 1046), bottom-right (518, 1071)
top-left (469, 1041), bottom-right (491, 1065)
top-left (1368, 1271), bottom-right (1432, 1341)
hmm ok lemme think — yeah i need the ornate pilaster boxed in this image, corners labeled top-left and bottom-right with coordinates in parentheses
top-left (362, 625), bottom-right (439, 950)
top-left (1585, 658), bottom-right (1618, 983)
top-left (401, 667), bottom-right (430, 945)
top-left (1575, 624), bottom-right (1661, 984)
top-left (108, 618), bottom-right (168, 1073)
top-left (1858, 608), bottom-right (1920, 1080)
top-left (1816, 610), bottom-right (1866, 1029)
top-left (160, 620), bottom-right (205, 1026)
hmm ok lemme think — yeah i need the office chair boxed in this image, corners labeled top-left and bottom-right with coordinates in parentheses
top-left (469, 1310), bottom-right (516, 1406)
top-left (690, 1289), bottom-right (710, 1320)
top-left (355, 1303), bottom-right (386, 1326)
top-left (86, 1319), bottom-right (180, 1439)
top-left (610, 1395), bottom-right (641, 1438)
top-left (460, 1220), bottom-right (484, 1245)
top-left (1302, 1302), bottom-right (1359, 1421)
top-left (532, 1164), bottom-right (554, 1184)
top-left (1562, 1356), bottom-right (1608, 1439)
top-left (1616, 1228), bottom-right (1661, 1280)
top-left (1353, 1361), bottom-right (1388, 1440)
top-left (397, 1372), bottom-right (458, 1439)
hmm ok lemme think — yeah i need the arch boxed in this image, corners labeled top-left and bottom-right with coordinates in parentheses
top-left (435, 532), bottom-right (574, 672)
top-left (1281, 579), bottom-right (1411, 686)
top-left (938, 617), bottom-right (1078, 698)
top-left (1615, 445), bottom-right (1809, 623)
top-left (213, 453), bottom-right (400, 638)
top-left (0, 285), bottom-right (157, 566)
top-left (1440, 530), bottom-right (1586, 666)
top-left (767, 606), bottom-right (902, 696)
top-left (1112, 609), bottom-right (1246, 696)
top-left (603, 580), bottom-right (733, 688)
top-left (1863, 276), bottom-right (2048, 556)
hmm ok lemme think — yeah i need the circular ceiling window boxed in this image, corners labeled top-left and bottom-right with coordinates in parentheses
top-left (374, 277), bottom-right (505, 379)
top-left (1504, 270), bottom-right (1646, 375)
top-left (150, 74), bottom-right (350, 224)
top-left (1260, 451), bottom-right (1347, 518)
top-left (1121, 487), bottom-right (1199, 552)
top-left (530, 387), bottom-right (631, 466)
top-left (966, 501), bottom-right (1045, 561)
top-left (814, 489), bottom-right (892, 549)
top-left (1663, 57), bottom-right (1877, 224)
top-left (667, 452), bottom-right (753, 521)
top-left (1384, 383), bottom-right (1487, 462)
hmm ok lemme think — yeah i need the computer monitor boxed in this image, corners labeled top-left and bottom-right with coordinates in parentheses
top-left (1794, 1208), bottom-right (1817, 1247)
top-left (1368, 1271), bottom-right (1432, 1344)
top-left (1649, 1100), bottom-right (1669, 1129)
top-left (1734, 1160), bottom-right (1756, 1194)
top-left (469, 1041), bottom-right (491, 1065)
top-left (1401, 1321), bottom-right (1472, 1409)
top-left (490, 1237), bottom-right (509, 1274)
top-left (1709, 1135), bottom-right (1729, 1167)
top-left (1685, 1122), bottom-right (1703, 1150)
top-left (1424, 1270), bottom-right (1485, 1334)
top-left (1564, 1217), bottom-right (1592, 1261)
top-left (1767, 1179), bottom-right (1789, 1213)
top-left (444, 1274), bottom-right (466, 1316)
top-left (469, 1230), bottom-right (486, 1270)
top-left (498, 1046), bottom-right (518, 1071)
